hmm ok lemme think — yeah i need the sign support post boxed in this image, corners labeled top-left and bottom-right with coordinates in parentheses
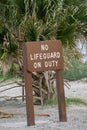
top-left (56, 70), bottom-right (67, 121)
top-left (23, 45), bottom-right (35, 126)
top-left (23, 40), bottom-right (67, 126)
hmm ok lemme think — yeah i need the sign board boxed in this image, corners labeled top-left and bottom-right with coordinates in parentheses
top-left (24, 40), bottom-right (63, 72)
top-left (23, 40), bottom-right (67, 126)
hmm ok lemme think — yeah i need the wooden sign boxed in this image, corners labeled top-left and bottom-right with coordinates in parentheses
top-left (23, 40), bottom-right (67, 126)
top-left (24, 40), bottom-right (63, 72)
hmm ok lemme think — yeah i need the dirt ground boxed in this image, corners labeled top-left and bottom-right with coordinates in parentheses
top-left (0, 78), bottom-right (87, 130)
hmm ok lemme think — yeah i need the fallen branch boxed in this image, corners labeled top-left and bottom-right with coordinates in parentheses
top-left (0, 82), bottom-right (16, 88)
top-left (0, 110), bottom-right (50, 118)
top-left (0, 86), bottom-right (21, 93)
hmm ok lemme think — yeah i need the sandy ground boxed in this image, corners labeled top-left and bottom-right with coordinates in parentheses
top-left (0, 78), bottom-right (87, 130)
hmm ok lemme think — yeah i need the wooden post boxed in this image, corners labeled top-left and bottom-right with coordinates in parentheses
top-left (23, 44), bottom-right (35, 126)
top-left (56, 70), bottom-right (67, 121)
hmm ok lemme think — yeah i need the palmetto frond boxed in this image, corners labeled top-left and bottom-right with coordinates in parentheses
top-left (63, 0), bottom-right (87, 35)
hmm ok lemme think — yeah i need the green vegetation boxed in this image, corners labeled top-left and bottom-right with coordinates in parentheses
top-left (0, 63), bottom-right (21, 80)
top-left (45, 95), bottom-right (58, 105)
top-left (7, 63), bottom-right (20, 76)
top-left (64, 60), bottom-right (87, 81)
top-left (45, 96), bottom-right (87, 107)
top-left (66, 97), bottom-right (87, 107)
top-left (0, 73), bottom-right (4, 80)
